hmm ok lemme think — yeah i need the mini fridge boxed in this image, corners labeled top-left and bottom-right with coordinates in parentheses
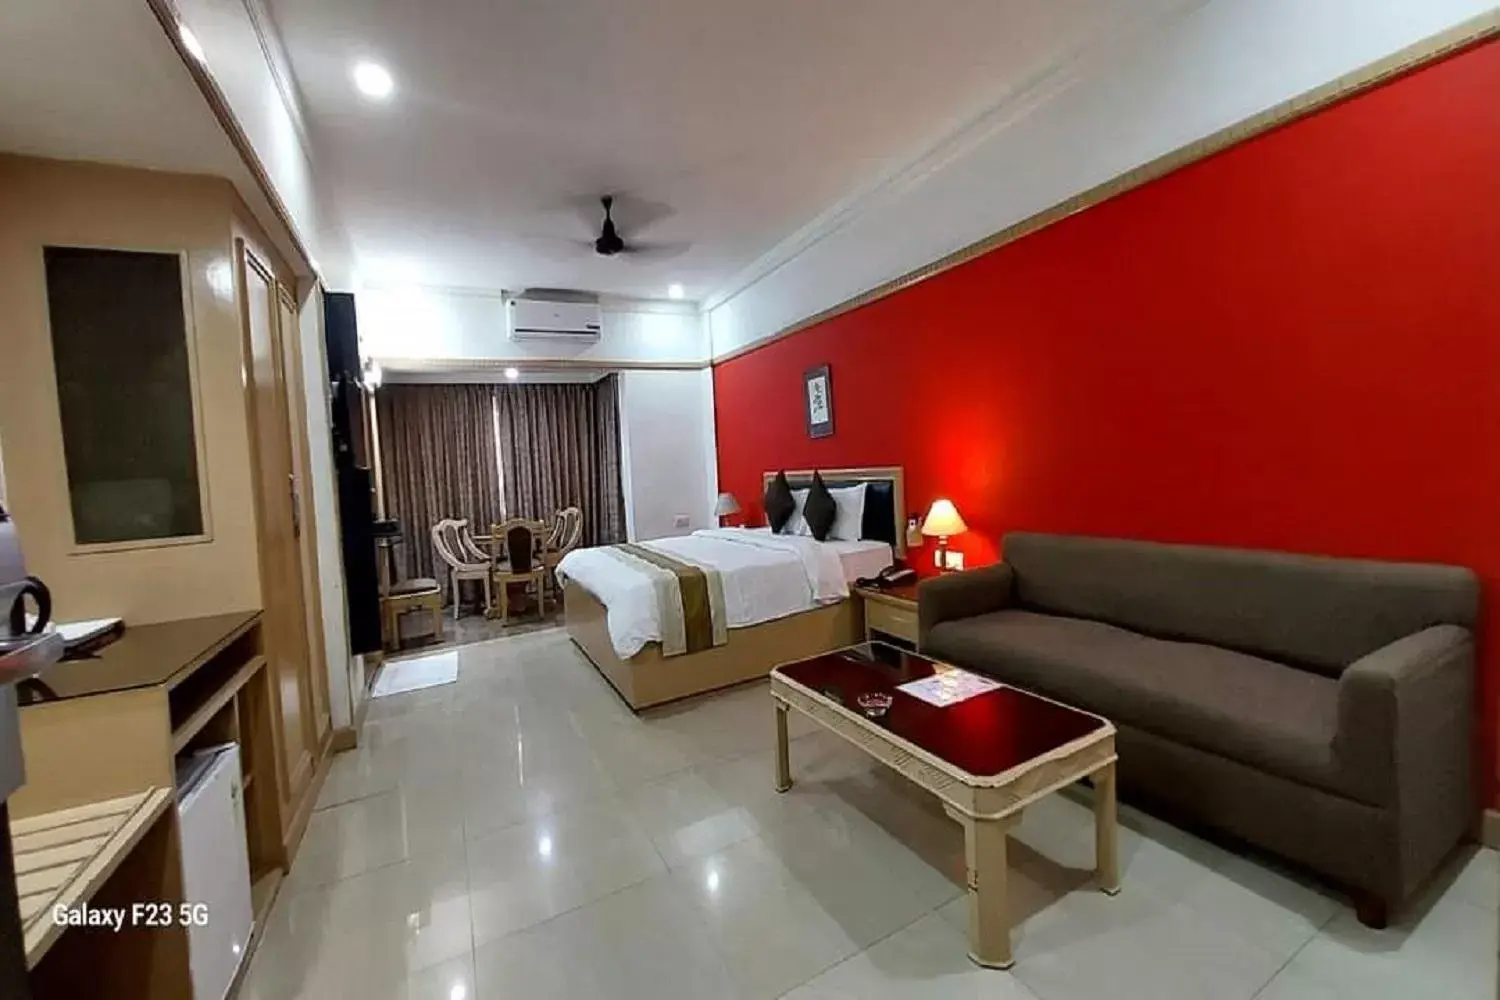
top-left (177, 744), bottom-right (254, 1000)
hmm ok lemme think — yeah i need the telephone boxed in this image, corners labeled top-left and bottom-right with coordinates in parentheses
top-left (857, 565), bottom-right (918, 590)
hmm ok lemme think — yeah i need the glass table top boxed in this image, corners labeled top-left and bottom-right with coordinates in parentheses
top-left (773, 642), bottom-right (1108, 779)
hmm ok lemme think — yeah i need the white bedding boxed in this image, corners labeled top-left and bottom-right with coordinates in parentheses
top-left (741, 527), bottom-right (892, 582)
top-left (825, 537), bottom-right (895, 582)
top-left (557, 528), bottom-right (851, 659)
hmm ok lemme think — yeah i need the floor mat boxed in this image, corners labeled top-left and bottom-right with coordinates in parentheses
top-left (371, 649), bottom-right (459, 697)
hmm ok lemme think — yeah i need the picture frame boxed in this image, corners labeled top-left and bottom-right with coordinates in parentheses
top-left (803, 364), bottom-right (834, 439)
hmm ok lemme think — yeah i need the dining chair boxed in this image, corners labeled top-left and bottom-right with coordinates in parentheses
top-left (455, 520), bottom-right (491, 565)
top-left (381, 578), bottom-right (443, 652)
top-left (431, 519), bottom-right (491, 620)
top-left (544, 510), bottom-right (567, 551)
top-left (539, 506), bottom-right (582, 603)
top-left (489, 517), bottom-right (548, 624)
top-left (544, 507), bottom-right (583, 568)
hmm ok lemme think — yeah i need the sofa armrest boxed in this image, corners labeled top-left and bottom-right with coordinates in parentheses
top-left (1335, 624), bottom-right (1474, 893)
top-left (917, 563), bottom-right (1014, 644)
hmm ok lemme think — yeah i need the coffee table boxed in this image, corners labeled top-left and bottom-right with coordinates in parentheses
top-left (770, 642), bottom-right (1119, 969)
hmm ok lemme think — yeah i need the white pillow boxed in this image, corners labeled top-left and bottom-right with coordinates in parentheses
top-left (828, 483), bottom-right (868, 541)
top-left (784, 488), bottom-right (812, 536)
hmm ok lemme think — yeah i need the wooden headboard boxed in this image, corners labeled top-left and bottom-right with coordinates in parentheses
top-left (760, 466), bottom-right (907, 557)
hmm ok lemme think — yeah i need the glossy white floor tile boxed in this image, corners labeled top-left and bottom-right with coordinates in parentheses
top-left (471, 876), bottom-right (739, 1000)
top-left (466, 798), bottom-right (666, 947)
top-left (242, 631), bottom-right (1500, 1000)
top-left (784, 912), bottom-right (1041, 1000)
top-left (1253, 870), bottom-right (1497, 1000)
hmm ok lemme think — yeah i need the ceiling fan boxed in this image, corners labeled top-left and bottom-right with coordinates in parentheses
top-left (585, 195), bottom-right (689, 261)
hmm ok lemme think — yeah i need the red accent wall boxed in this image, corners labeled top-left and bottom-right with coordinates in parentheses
top-left (713, 41), bottom-right (1500, 802)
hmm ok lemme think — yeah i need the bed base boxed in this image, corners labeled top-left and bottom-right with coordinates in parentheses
top-left (563, 581), bottom-right (862, 710)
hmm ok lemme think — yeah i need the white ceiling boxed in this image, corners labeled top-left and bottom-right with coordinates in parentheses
top-left (0, 2), bottom-right (227, 174)
top-left (264, 0), bottom-right (1162, 302)
top-left (0, 0), bottom-right (309, 276)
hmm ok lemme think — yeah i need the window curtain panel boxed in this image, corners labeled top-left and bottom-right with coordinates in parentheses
top-left (376, 383), bottom-right (504, 581)
top-left (495, 375), bottom-right (626, 546)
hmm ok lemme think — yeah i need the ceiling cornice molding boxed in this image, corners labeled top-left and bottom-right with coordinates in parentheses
top-left (144, 0), bottom-right (315, 273)
top-left (375, 356), bottom-right (707, 374)
top-left (709, 8), bottom-right (1500, 366)
top-left (699, 0), bottom-right (1206, 314)
top-left (357, 281), bottom-right (702, 315)
top-left (240, 0), bottom-right (313, 151)
top-left (238, 0), bottom-right (357, 269)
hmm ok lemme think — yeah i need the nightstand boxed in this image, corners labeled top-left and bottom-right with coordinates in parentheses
top-left (854, 582), bottom-right (921, 647)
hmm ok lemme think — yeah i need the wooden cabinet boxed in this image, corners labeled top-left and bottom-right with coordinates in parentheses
top-left (856, 584), bottom-right (921, 646)
top-left (15, 614), bottom-right (292, 1000)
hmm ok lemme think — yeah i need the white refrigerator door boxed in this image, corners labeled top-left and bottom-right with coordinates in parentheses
top-left (178, 745), bottom-right (254, 1000)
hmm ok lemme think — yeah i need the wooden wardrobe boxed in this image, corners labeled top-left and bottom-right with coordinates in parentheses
top-left (235, 231), bottom-right (332, 852)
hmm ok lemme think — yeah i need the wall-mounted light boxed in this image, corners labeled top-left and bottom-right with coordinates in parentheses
top-left (667, 283), bottom-right (685, 300)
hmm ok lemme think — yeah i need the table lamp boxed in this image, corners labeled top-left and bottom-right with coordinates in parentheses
top-left (714, 492), bottom-right (741, 525)
top-left (921, 499), bottom-right (968, 572)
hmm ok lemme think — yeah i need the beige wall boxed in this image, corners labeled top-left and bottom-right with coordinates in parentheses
top-left (0, 155), bottom-right (262, 623)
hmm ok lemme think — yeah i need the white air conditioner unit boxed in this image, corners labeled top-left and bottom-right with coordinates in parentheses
top-left (507, 293), bottom-right (603, 342)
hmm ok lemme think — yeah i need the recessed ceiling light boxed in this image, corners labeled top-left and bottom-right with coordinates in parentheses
top-left (352, 61), bottom-right (394, 100)
top-left (504, 367), bottom-right (520, 381)
top-left (179, 24), bottom-right (207, 63)
top-left (667, 283), bottom-right (685, 300)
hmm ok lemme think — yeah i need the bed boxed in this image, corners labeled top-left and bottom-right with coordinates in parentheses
top-left (561, 466), bottom-right (906, 709)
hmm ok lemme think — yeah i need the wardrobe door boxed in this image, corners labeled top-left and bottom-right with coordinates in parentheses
top-left (278, 285), bottom-right (332, 749)
top-left (238, 242), bottom-right (314, 816)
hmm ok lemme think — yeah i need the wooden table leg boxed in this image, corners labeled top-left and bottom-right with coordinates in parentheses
top-left (1094, 760), bottom-right (1120, 895)
top-left (774, 701), bottom-right (792, 792)
top-left (951, 808), bottom-right (1019, 969)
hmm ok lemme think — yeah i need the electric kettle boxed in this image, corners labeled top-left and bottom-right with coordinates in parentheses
top-left (0, 505), bottom-right (49, 646)
top-left (0, 502), bottom-right (50, 996)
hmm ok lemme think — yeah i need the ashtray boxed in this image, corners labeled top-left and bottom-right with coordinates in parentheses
top-left (856, 692), bottom-right (893, 719)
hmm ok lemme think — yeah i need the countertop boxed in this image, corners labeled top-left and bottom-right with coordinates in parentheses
top-left (853, 582), bottom-right (921, 608)
top-left (28, 610), bottom-right (261, 701)
top-left (11, 786), bottom-right (174, 967)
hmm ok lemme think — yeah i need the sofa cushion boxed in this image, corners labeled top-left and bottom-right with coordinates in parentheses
top-left (1002, 532), bottom-right (1478, 678)
top-left (925, 610), bottom-right (1362, 803)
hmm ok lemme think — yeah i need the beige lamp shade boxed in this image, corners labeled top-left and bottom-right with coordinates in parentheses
top-left (714, 492), bottom-right (741, 517)
top-left (921, 498), bottom-right (967, 538)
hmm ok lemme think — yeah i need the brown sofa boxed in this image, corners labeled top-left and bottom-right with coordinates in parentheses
top-left (918, 531), bottom-right (1478, 926)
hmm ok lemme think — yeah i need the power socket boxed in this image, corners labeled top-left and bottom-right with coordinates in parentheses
top-left (934, 549), bottom-right (964, 571)
top-left (905, 517), bottom-right (923, 548)
top-left (674, 514), bottom-right (691, 528)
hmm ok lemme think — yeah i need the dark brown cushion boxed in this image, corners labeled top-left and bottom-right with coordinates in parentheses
top-left (1002, 532), bottom-right (1479, 677)
top-left (390, 577), bottom-right (440, 596)
top-left (802, 472), bottom-right (837, 541)
top-left (925, 609), bottom-right (1361, 803)
top-left (506, 526), bottom-right (535, 571)
top-left (764, 471), bottom-right (795, 533)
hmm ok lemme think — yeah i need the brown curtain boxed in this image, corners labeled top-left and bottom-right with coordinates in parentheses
top-left (495, 375), bottom-right (626, 546)
top-left (376, 383), bottom-right (503, 580)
